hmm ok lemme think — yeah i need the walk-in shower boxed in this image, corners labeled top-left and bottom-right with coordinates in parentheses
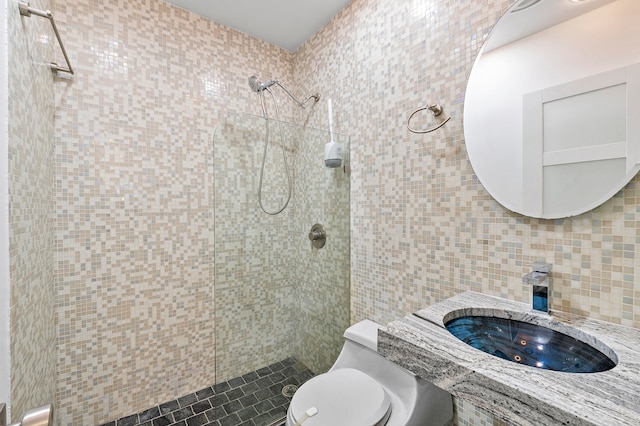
top-left (248, 76), bottom-right (320, 215)
top-left (213, 108), bottom-right (350, 394)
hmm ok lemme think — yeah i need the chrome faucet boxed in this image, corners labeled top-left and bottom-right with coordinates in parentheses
top-left (523, 261), bottom-right (552, 313)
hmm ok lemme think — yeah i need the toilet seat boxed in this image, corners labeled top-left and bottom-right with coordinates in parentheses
top-left (289, 368), bottom-right (392, 426)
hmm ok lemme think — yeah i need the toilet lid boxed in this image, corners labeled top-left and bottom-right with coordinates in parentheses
top-left (290, 368), bottom-right (392, 426)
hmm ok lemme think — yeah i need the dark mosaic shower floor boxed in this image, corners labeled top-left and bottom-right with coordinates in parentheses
top-left (100, 358), bottom-right (314, 426)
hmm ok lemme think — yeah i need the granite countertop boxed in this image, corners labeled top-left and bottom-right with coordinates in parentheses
top-left (378, 291), bottom-right (640, 425)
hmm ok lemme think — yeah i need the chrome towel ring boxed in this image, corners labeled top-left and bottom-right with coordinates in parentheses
top-left (407, 104), bottom-right (450, 134)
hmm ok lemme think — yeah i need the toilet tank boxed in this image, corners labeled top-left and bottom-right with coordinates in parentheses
top-left (332, 320), bottom-right (453, 426)
top-left (332, 319), bottom-right (401, 371)
top-left (343, 319), bottom-right (380, 350)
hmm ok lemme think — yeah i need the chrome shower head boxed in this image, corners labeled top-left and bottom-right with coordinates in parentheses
top-left (249, 75), bottom-right (319, 109)
top-left (248, 75), bottom-right (262, 92)
top-left (248, 75), bottom-right (277, 92)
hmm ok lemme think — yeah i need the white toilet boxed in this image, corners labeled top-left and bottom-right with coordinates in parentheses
top-left (286, 320), bottom-right (453, 426)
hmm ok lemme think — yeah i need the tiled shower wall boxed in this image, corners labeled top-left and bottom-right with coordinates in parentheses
top-left (52, 0), bottom-right (295, 424)
top-left (293, 0), bottom-right (640, 423)
top-left (7, 0), bottom-right (57, 421)
top-left (213, 115), bottom-right (350, 380)
top-left (292, 127), bottom-right (351, 373)
top-left (212, 115), bottom-right (298, 382)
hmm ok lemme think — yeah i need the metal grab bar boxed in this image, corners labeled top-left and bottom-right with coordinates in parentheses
top-left (18, 1), bottom-right (74, 75)
top-left (407, 104), bottom-right (450, 134)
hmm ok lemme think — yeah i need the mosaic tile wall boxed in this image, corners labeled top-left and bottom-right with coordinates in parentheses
top-left (453, 398), bottom-right (508, 426)
top-left (52, 0), bottom-right (350, 424)
top-left (7, 0), bottom-right (57, 421)
top-left (292, 0), bottom-right (640, 422)
top-left (213, 114), bottom-right (297, 382)
top-left (213, 112), bottom-right (351, 380)
top-left (292, 124), bottom-right (351, 374)
top-left (47, 0), bottom-right (640, 424)
top-left (52, 0), bottom-right (295, 424)
top-left (297, 0), bottom-right (640, 335)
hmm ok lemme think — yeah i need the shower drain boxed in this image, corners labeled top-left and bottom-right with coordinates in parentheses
top-left (282, 384), bottom-right (298, 397)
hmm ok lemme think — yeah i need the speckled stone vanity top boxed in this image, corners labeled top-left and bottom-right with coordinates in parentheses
top-left (378, 291), bottom-right (640, 425)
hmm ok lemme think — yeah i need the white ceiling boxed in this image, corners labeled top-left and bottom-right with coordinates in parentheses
top-left (484, 0), bottom-right (615, 52)
top-left (164, 0), bottom-right (354, 52)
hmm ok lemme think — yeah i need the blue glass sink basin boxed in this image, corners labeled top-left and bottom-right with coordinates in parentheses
top-left (444, 313), bottom-right (617, 373)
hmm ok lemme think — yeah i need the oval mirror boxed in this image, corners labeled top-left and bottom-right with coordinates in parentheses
top-left (464, 0), bottom-right (640, 218)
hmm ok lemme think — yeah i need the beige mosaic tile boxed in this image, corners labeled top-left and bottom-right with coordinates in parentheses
top-left (7, 0), bottom-right (57, 422)
top-left (52, 0), bottom-right (295, 423)
top-left (41, 0), bottom-right (640, 424)
top-left (213, 112), bottom-right (350, 380)
top-left (454, 397), bottom-right (508, 426)
top-left (299, 0), bottom-right (640, 329)
top-left (52, 0), bottom-right (350, 424)
top-left (293, 0), bottom-right (640, 422)
top-left (291, 123), bottom-right (351, 375)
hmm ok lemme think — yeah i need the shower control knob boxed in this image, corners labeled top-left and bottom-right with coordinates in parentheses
top-left (309, 231), bottom-right (323, 240)
top-left (308, 224), bottom-right (326, 248)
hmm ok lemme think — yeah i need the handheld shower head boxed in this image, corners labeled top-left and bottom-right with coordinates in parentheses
top-left (248, 75), bottom-right (277, 92)
top-left (248, 74), bottom-right (321, 215)
top-left (248, 75), bottom-right (262, 92)
top-left (261, 79), bottom-right (277, 90)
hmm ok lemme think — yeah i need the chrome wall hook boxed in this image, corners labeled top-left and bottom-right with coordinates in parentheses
top-left (407, 103), bottom-right (451, 134)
